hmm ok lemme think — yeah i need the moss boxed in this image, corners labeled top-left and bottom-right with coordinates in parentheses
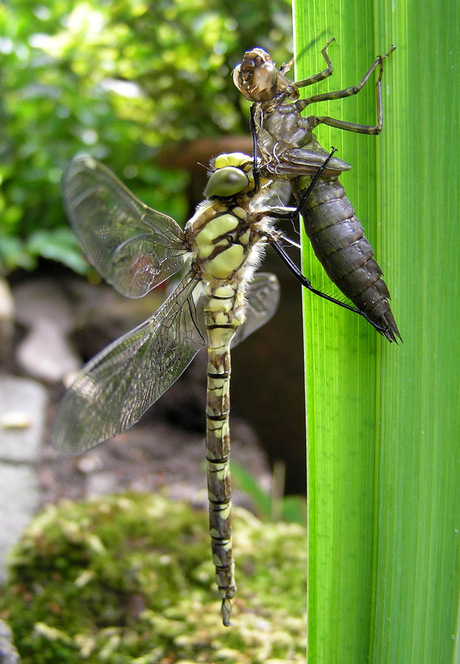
top-left (0, 493), bottom-right (306, 663)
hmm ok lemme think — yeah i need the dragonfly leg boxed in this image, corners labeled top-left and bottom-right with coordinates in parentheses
top-left (292, 37), bottom-right (335, 88)
top-left (268, 235), bottom-right (369, 318)
top-left (270, 236), bottom-right (398, 339)
top-left (296, 45), bottom-right (396, 135)
top-left (264, 147), bottom-right (339, 218)
top-left (295, 148), bottom-right (338, 208)
top-left (250, 105), bottom-right (262, 193)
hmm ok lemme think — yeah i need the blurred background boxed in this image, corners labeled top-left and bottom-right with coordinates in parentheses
top-left (0, 0), bottom-right (309, 503)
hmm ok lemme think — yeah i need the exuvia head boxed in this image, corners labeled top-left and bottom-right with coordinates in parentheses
top-left (232, 48), bottom-right (298, 102)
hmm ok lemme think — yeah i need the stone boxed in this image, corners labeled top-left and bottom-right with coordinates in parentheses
top-left (0, 619), bottom-right (21, 664)
top-left (0, 376), bottom-right (47, 463)
top-left (0, 464), bottom-right (39, 583)
top-left (0, 278), bottom-right (15, 364)
top-left (0, 376), bottom-right (47, 581)
top-left (13, 280), bottom-right (80, 383)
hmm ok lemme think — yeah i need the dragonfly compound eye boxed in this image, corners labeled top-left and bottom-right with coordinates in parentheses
top-left (206, 167), bottom-right (249, 199)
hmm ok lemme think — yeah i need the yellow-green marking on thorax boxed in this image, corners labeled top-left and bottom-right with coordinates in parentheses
top-left (193, 210), bottom-right (249, 280)
top-left (194, 214), bottom-right (239, 258)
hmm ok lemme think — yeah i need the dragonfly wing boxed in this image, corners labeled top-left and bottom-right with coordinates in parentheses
top-left (259, 147), bottom-right (351, 179)
top-left (232, 272), bottom-right (280, 347)
top-left (63, 156), bottom-right (190, 298)
top-left (52, 275), bottom-right (205, 454)
top-left (258, 180), bottom-right (292, 208)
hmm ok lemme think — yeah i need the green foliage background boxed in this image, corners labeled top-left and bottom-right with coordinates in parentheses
top-left (0, 0), bottom-right (291, 275)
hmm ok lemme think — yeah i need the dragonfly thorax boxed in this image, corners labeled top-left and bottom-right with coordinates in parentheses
top-left (186, 153), bottom-right (271, 283)
top-left (187, 202), bottom-right (263, 282)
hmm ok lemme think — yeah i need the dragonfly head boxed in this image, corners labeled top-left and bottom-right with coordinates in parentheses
top-left (206, 152), bottom-right (260, 199)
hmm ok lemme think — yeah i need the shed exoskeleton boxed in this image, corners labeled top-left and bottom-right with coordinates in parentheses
top-left (233, 40), bottom-right (401, 342)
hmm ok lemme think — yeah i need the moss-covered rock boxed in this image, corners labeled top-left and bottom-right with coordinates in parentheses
top-left (0, 493), bottom-right (306, 663)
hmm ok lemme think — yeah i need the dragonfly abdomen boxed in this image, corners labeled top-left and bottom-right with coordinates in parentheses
top-left (297, 176), bottom-right (401, 342)
top-left (204, 285), bottom-right (243, 626)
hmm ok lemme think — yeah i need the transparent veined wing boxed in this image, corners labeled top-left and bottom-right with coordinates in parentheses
top-left (256, 178), bottom-right (292, 209)
top-left (257, 145), bottom-right (351, 179)
top-left (52, 274), bottom-right (204, 454)
top-left (232, 272), bottom-right (280, 347)
top-left (63, 156), bottom-right (190, 298)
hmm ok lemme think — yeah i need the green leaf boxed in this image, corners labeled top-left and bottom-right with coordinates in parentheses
top-left (0, 235), bottom-right (36, 274)
top-left (231, 461), bottom-right (272, 520)
top-left (27, 228), bottom-right (89, 274)
top-left (293, 0), bottom-right (460, 662)
top-left (231, 461), bottom-right (307, 525)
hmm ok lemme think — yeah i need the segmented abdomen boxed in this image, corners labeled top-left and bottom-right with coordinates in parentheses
top-left (296, 176), bottom-right (401, 342)
top-left (204, 287), bottom-right (241, 627)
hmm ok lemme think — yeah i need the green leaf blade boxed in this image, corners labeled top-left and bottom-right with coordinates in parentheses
top-left (294, 0), bottom-right (460, 662)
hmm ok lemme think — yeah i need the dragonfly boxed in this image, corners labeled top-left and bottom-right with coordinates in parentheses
top-left (53, 151), bottom-right (349, 625)
top-left (233, 39), bottom-right (401, 342)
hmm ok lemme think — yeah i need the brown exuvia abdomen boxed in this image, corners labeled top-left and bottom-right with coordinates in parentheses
top-left (297, 177), bottom-right (401, 342)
